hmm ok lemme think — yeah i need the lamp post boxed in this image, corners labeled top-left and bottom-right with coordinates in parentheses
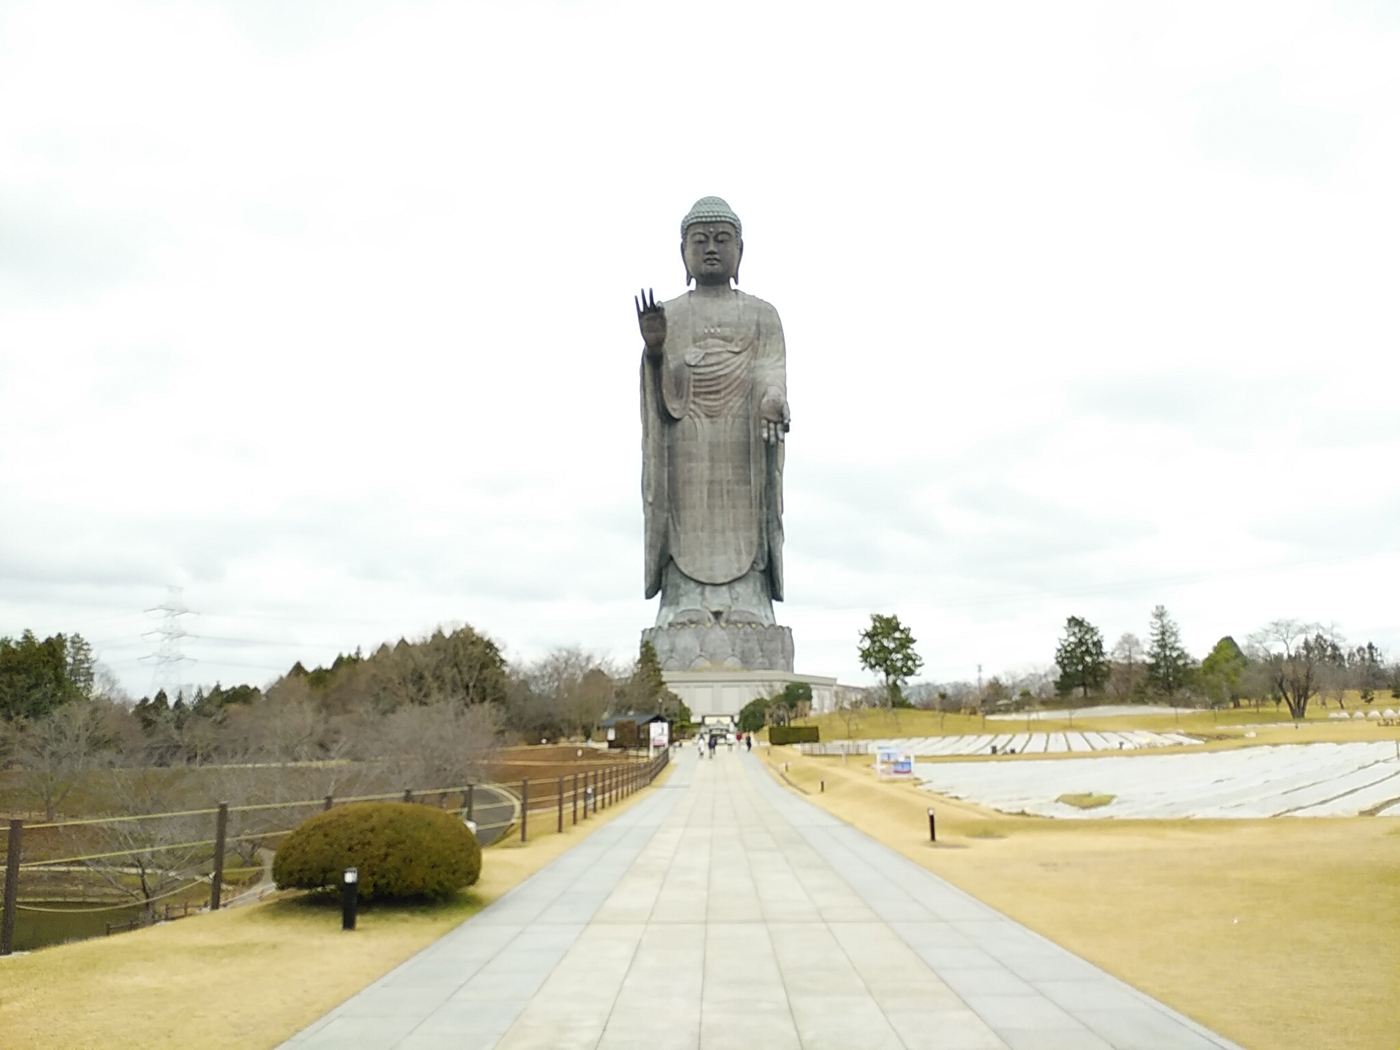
top-left (342, 868), bottom-right (359, 931)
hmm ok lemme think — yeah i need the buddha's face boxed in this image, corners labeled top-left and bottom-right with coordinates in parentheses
top-left (682, 222), bottom-right (742, 285)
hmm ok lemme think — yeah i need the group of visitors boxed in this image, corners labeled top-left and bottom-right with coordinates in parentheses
top-left (693, 730), bottom-right (755, 758)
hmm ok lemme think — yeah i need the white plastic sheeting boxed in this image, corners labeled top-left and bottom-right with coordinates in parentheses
top-left (912, 743), bottom-right (1400, 819)
top-left (986, 705), bottom-right (1195, 720)
top-left (864, 730), bottom-right (1198, 757)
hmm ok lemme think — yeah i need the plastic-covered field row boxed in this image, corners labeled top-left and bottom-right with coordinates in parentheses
top-left (858, 730), bottom-right (1200, 757)
top-left (912, 742), bottom-right (1400, 819)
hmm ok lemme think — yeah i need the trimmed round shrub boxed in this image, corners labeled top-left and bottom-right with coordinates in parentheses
top-left (273, 802), bottom-right (481, 901)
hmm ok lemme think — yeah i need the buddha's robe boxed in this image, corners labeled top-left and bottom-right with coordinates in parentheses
top-left (641, 288), bottom-right (786, 615)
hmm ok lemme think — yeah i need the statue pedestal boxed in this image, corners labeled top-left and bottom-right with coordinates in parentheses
top-left (643, 623), bottom-right (793, 673)
top-left (641, 625), bottom-right (847, 720)
top-left (660, 668), bottom-right (839, 721)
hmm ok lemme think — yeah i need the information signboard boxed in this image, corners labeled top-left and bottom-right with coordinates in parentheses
top-left (876, 747), bottom-right (915, 779)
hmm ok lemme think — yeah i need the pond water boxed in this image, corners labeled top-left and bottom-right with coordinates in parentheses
top-left (11, 900), bottom-right (150, 951)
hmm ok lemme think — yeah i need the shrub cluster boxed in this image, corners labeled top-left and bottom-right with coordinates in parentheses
top-left (272, 802), bottom-right (481, 901)
top-left (769, 725), bottom-right (819, 745)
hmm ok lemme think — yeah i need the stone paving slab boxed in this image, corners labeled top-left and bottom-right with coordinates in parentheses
top-left (278, 749), bottom-right (1244, 1050)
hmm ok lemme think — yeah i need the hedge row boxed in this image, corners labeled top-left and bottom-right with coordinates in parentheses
top-left (769, 725), bottom-right (819, 745)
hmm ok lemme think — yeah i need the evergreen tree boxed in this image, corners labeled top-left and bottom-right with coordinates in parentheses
top-left (1347, 642), bottom-right (1386, 705)
top-left (615, 641), bottom-right (680, 715)
top-left (1199, 636), bottom-right (1248, 707)
top-left (1054, 616), bottom-right (1109, 698)
top-left (857, 614), bottom-right (923, 707)
top-left (0, 631), bottom-right (94, 721)
top-left (737, 696), bottom-right (769, 733)
top-left (1146, 605), bottom-right (1195, 696)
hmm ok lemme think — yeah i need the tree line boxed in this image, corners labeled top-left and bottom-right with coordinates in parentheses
top-left (0, 625), bottom-right (683, 822)
top-left (831, 609), bottom-right (1397, 725)
top-left (1052, 606), bottom-right (1394, 718)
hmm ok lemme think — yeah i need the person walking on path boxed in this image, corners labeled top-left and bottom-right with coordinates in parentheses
top-left (707, 733), bottom-right (717, 759)
top-left (745, 733), bottom-right (752, 752)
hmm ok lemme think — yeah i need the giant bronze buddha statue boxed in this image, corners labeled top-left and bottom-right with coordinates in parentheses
top-left (637, 197), bottom-right (793, 671)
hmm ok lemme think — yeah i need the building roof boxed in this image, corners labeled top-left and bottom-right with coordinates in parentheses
top-left (598, 712), bottom-right (670, 728)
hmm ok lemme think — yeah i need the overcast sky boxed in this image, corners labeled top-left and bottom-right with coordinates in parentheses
top-left (3, 0), bottom-right (1399, 697)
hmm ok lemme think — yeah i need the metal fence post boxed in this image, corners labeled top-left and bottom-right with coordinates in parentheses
top-left (521, 779), bottom-right (529, 842)
top-left (1, 819), bottom-right (22, 955)
top-left (572, 773), bottom-right (578, 825)
top-left (210, 802), bottom-right (228, 911)
top-left (467, 784), bottom-right (475, 822)
top-left (557, 777), bottom-right (564, 833)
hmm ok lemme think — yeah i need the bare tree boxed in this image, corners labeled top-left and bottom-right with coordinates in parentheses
top-left (1316, 650), bottom-right (1350, 711)
top-left (16, 700), bottom-right (122, 821)
top-left (574, 668), bottom-right (614, 739)
top-left (372, 702), bottom-right (499, 793)
top-left (206, 721), bottom-right (370, 872)
top-left (1247, 620), bottom-right (1340, 720)
top-left (78, 768), bottom-right (208, 920)
top-left (1109, 633), bottom-right (1146, 701)
top-left (834, 691), bottom-right (865, 739)
top-left (525, 647), bottom-right (615, 739)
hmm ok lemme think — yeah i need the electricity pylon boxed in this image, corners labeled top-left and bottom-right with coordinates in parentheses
top-left (142, 586), bottom-right (196, 701)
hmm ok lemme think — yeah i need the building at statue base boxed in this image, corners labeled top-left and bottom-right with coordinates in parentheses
top-left (641, 625), bottom-right (860, 720)
top-left (662, 669), bottom-right (839, 720)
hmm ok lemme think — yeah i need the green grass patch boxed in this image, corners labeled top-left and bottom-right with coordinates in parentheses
top-left (1056, 792), bottom-right (1116, 809)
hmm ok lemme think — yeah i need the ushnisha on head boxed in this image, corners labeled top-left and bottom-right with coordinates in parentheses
top-left (681, 196), bottom-right (743, 287)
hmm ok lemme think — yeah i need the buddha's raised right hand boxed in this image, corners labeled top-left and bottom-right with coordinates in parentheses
top-left (635, 287), bottom-right (666, 358)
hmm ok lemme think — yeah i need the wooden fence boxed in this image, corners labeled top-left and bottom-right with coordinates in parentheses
top-left (0, 747), bottom-right (670, 954)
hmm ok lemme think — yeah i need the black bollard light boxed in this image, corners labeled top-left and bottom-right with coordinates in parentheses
top-left (927, 808), bottom-right (937, 843)
top-left (342, 867), bottom-right (359, 931)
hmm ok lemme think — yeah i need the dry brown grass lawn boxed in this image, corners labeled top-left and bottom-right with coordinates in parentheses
top-left (0, 763), bottom-right (671, 1050)
top-left (764, 746), bottom-right (1400, 1050)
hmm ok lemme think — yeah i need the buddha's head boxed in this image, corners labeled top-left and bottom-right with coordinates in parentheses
top-left (681, 196), bottom-right (743, 286)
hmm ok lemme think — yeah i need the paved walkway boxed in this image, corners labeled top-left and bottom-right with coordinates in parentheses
top-left (280, 750), bottom-right (1243, 1050)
